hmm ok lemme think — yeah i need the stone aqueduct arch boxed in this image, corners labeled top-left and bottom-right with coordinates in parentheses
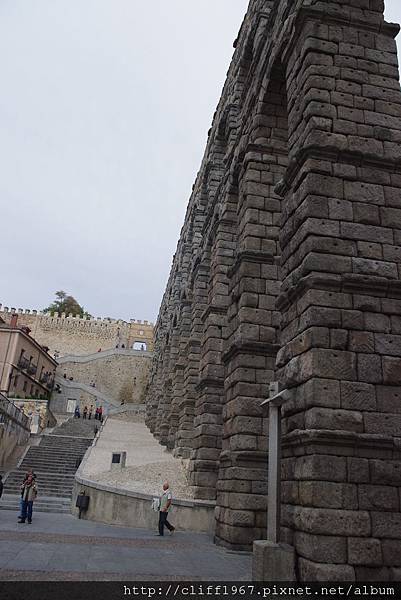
top-left (146, 0), bottom-right (401, 579)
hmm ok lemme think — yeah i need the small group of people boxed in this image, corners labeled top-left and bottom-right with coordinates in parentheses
top-left (83, 405), bottom-right (93, 419)
top-left (0, 471), bottom-right (175, 533)
top-left (74, 404), bottom-right (103, 420)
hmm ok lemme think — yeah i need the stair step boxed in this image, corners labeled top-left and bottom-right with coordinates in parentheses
top-left (38, 443), bottom-right (91, 447)
top-left (19, 462), bottom-right (81, 466)
top-left (18, 467), bottom-right (79, 472)
top-left (6, 471), bottom-right (75, 479)
top-left (0, 503), bottom-right (71, 514)
top-left (28, 446), bottom-right (89, 451)
top-left (1, 494), bottom-right (71, 508)
top-left (18, 462), bottom-right (79, 467)
top-left (39, 440), bottom-right (92, 445)
top-left (6, 481), bottom-right (75, 487)
top-left (7, 473), bottom-right (76, 477)
top-left (5, 485), bottom-right (73, 490)
top-left (2, 417), bottom-right (97, 514)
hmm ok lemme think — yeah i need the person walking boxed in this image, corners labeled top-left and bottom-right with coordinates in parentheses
top-left (18, 475), bottom-right (38, 524)
top-left (88, 405), bottom-right (93, 420)
top-left (0, 475), bottom-right (3, 500)
top-left (83, 406), bottom-right (88, 420)
top-left (74, 406), bottom-right (80, 419)
top-left (157, 481), bottom-right (175, 536)
top-left (98, 406), bottom-right (103, 422)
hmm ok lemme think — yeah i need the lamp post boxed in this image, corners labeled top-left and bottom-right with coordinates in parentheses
top-left (253, 383), bottom-right (296, 581)
top-left (260, 381), bottom-right (290, 543)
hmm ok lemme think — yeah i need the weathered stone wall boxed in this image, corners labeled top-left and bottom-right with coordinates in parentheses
top-left (59, 351), bottom-right (151, 405)
top-left (0, 306), bottom-right (154, 357)
top-left (146, 0), bottom-right (401, 580)
top-left (0, 394), bottom-right (30, 466)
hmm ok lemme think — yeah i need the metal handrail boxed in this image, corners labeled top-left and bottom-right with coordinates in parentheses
top-left (17, 357), bottom-right (30, 370)
top-left (0, 394), bottom-right (31, 431)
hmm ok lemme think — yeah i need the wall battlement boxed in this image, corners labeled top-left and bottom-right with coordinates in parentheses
top-left (0, 303), bottom-right (154, 356)
top-left (0, 304), bottom-right (153, 326)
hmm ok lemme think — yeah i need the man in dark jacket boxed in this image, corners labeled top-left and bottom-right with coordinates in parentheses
top-left (18, 469), bottom-right (36, 518)
top-left (0, 474), bottom-right (3, 498)
top-left (18, 475), bottom-right (38, 524)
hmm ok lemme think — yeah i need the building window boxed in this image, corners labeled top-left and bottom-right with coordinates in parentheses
top-left (132, 341), bottom-right (147, 351)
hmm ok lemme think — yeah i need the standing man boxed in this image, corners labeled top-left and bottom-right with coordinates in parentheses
top-left (157, 481), bottom-right (175, 536)
top-left (0, 474), bottom-right (3, 500)
top-left (18, 475), bottom-right (38, 524)
top-left (18, 468), bottom-right (36, 518)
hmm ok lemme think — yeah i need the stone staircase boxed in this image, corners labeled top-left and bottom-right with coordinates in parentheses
top-left (1, 417), bottom-right (95, 514)
top-left (53, 376), bottom-right (116, 413)
top-left (49, 416), bottom-right (100, 437)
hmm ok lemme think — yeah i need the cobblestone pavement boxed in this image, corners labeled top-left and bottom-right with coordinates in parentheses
top-left (0, 510), bottom-right (252, 581)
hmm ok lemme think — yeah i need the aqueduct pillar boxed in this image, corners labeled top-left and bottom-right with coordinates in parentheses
top-left (147, 0), bottom-right (401, 579)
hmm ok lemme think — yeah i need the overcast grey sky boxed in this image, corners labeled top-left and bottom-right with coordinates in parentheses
top-left (1, 1), bottom-right (400, 322)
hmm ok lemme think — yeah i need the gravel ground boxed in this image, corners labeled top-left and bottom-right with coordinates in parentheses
top-left (90, 460), bottom-right (194, 498)
top-left (109, 413), bottom-right (145, 423)
top-left (82, 416), bottom-right (194, 499)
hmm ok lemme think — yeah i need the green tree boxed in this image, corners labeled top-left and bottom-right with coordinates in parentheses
top-left (44, 291), bottom-right (92, 318)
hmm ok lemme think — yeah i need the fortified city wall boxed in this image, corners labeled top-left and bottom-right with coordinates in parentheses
top-left (0, 304), bottom-right (154, 357)
top-left (59, 350), bottom-right (151, 405)
top-left (145, 0), bottom-right (401, 580)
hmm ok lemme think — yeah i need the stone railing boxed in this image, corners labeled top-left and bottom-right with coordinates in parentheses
top-left (0, 394), bottom-right (31, 431)
top-left (0, 393), bottom-right (31, 466)
top-left (57, 348), bottom-right (152, 363)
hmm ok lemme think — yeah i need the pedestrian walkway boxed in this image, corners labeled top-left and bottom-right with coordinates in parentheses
top-left (0, 511), bottom-right (251, 580)
top-left (1, 418), bottom-right (95, 513)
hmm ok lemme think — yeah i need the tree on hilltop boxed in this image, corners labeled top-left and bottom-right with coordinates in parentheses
top-left (44, 290), bottom-right (92, 318)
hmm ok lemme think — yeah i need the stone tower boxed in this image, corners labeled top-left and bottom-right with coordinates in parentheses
top-left (146, 0), bottom-right (401, 580)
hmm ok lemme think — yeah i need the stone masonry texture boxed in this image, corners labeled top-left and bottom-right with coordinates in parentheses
top-left (0, 306), bottom-right (154, 409)
top-left (145, 0), bottom-right (401, 580)
top-left (60, 353), bottom-right (151, 405)
top-left (0, 306), bottom-right (154, 357)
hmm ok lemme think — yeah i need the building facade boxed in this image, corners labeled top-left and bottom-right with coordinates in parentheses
top-left (0, 320), bottom-right (57, 400)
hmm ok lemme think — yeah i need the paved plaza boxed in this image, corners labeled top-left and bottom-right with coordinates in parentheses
top-left (0, 510), bottom-right (252, 581)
